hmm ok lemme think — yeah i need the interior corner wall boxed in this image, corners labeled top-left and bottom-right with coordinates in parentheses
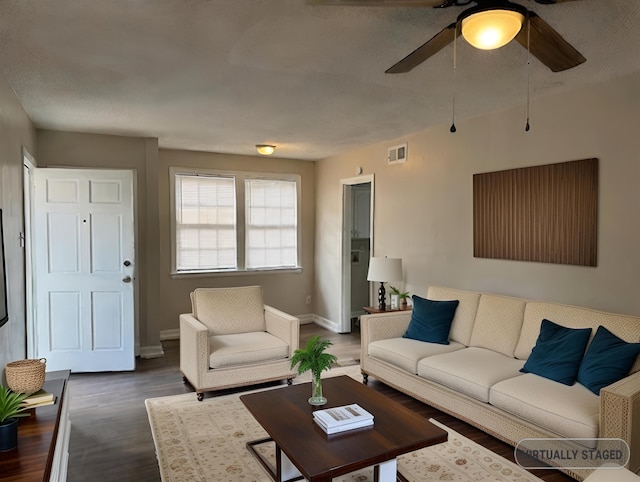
top-left (157, 149), bottom-right (315, 334)
top-left (35, 130), bottom-right (162, 354)
top-left (314, 72), bottom-right (640, 325)
top-left (0, 74), bottom-right (36, 377)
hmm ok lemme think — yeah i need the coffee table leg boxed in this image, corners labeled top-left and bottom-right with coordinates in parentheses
top-left (246, 437), bottom-right (304, 482)
top-left (276, 445), bottom-right (304, 482)
top-left (373, 458), bottom-right (397, 482)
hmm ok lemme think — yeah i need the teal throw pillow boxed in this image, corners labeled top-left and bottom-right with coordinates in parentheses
top-left (520, 319), bottom-right (592, 385)
top-left (577, 325), bottom-right (640, 395)
top-left (402, 295), bottom-right (459, 345)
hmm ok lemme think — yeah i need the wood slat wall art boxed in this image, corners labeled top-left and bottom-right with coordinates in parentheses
top-left (473, 158), bottom-right (598, 266)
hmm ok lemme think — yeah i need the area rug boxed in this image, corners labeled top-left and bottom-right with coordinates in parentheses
top-left (146, 366), bottom-right (542, 482)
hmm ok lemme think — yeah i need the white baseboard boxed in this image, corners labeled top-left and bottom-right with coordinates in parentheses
top-left (140, 345), bottom-right (165, 359)
top-left (160, 329), bottom-right (180, 341)
top-left (310, 314), bottom-right (341, 333)
top-left (296, 314), bottom-right (314, 325)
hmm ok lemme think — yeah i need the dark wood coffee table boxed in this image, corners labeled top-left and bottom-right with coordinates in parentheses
top-left (240, 375), bottom-right (447, 482)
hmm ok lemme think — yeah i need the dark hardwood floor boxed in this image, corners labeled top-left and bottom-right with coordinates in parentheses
top-left (66, 323), bottom-right (573, 481)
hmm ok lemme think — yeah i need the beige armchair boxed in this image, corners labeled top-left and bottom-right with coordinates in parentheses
top-left (180, 285), bottom-right (300, 401)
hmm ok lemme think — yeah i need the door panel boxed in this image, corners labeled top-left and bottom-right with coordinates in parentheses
top-left (49, 291), bottom-right (81, 350)
top-left (33, 168), bottom-right (135, 372)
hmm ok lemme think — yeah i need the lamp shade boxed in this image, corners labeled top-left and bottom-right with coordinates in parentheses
top-left (461, 9), bottom-right (524, 50)
top-left (367, 257), bottom-right (403, 282)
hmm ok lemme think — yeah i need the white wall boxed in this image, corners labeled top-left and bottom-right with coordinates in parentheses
top-left (315, 72), bottom-right (640, 325)
top-left (0, 73), bottom-right (36, 375)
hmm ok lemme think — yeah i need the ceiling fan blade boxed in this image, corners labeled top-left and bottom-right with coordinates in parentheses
top-left (386, 23), bottom-right (458, 73)
top-left (515, 11), bottom-right (585, 72)
top-left (308, 0), bottom-right (445, 6)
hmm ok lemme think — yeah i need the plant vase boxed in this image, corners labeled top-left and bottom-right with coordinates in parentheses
top-left (0, 418), bottom-right (19, 452)
top-left (309, 375), bottom-right (327, 406)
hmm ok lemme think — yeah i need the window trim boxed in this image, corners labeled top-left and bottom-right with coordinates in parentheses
top-left (169, 166), bottom-right (302, 277)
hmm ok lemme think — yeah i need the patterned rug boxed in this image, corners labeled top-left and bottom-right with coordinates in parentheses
top-left (146, 366), bottom-right (542, 482)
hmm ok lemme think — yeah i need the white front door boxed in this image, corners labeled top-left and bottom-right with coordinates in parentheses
top-left (32, 168), bottom-right (135, 372)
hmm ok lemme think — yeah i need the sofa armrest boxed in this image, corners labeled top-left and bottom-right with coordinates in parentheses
top-left (600, 370), bottom-right (640, 472)
top-left (179, 313), bottom-right (210, 385)
top-left (360, 312), bottom-right (412, 362)
top-left (264, 305), bottom-right (300, 356)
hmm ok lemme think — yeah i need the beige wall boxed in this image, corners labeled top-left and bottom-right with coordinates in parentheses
top-left (0, 74), bottom-right (36, 374)
top-left (157, 149), bottom-right (315, 334)
top-left (315, 72), bottom-right (640, 325)
top-left (35, 130), bottom-right (162, 354)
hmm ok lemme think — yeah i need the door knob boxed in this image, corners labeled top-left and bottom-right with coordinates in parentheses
top-left (123, 260), bottom-right (131, 267)
top-left (122, 276), bottom-right (132, 283)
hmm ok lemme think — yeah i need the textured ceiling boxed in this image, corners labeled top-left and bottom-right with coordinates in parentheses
top-left (0, 0), bottom-right (638, 160)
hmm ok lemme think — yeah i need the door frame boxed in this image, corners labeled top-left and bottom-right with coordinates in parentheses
top-left (23, 148), bottom-right (36, 358)
top-left (340, 174), bottom-right (374, 333)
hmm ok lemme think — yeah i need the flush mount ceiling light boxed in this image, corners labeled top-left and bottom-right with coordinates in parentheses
top-left (255, 144), bottom-right (276, 156)
top-left (460, 4), bottom-right (526, 50)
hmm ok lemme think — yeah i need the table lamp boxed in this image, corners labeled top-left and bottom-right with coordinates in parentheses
top-left (367, 257), bottom-right (403, 311)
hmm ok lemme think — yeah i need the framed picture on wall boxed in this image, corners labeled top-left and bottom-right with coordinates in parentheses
top-left (0, 209), bottom-right (8, 327)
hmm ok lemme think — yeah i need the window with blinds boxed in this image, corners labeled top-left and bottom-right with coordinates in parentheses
top-left (171, 168), bottom-right (301, 274)
top-left (245, 179), bottom-right (297, 269)
top-left (174, 174), bottom-right (237, 271)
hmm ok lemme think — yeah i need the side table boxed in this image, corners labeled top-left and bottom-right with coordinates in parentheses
top-left (362, 306), bottom-right (411, 314)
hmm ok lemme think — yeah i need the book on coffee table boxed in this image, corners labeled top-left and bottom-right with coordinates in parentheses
top-left (313, 404), bottom-right (374, 434)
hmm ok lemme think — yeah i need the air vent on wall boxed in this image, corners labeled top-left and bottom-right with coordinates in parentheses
top-left (388, 143), bottom-right (407, 165)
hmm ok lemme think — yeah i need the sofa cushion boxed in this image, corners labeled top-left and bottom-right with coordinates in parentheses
top-left (490, 373), bottom-right (600, 441)
top-left (417, 347), bottom-right (525, 403)
top-left (403, 295), bottom-right (459, 344)
top-left (193, 286), bottom-right (266, 335)
top-left (515, 301), bottom-right (640, 371)
top-left (520, 319), bottom-right (591, 385)
top-left (369, 338), bottom-right (465, 374)
top-left (577, 325), bottom-right (640, 395)
top-left (427, 286), bottom-right (481, 346)
top-left (469, 294), bottom-right (526, 357)
top-left (209, 331), bottom-right (289, 368)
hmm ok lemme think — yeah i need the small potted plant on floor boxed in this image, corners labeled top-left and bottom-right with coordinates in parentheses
top-left (390, 286), bottom-right (410, 309)
top-left (0, 386), bottom-right (30, 451)
top-left (290, 336), bottom-right (338, 406)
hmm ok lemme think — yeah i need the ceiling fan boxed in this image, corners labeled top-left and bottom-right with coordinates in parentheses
top-left (310, 0), bottom-right (586, 73)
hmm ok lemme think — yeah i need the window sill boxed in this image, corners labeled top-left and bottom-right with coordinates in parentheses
top-left (170, 267), bottom-right (303, 279)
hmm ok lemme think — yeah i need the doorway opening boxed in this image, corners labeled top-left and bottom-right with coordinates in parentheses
top-left (340, 175), bottom-right (374, 333)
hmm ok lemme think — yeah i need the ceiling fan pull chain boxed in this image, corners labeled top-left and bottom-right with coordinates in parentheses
top-left (525, 13), bottom-right (531, 132)
top-left (450, 23), bottom-right (457, 134)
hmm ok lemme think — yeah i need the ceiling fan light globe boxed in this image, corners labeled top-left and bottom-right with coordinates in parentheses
top-left (461, 10), bottom-right (524, 50)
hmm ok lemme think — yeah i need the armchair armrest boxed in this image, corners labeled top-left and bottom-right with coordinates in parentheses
top-left (264, 305), bottom-right (300, 356)
top-left (179, 313), bottom-right (210, 386)
top-left (600, 370), bottom-right (640, 472)
top-left (360, 312), bottom-right (412, 363)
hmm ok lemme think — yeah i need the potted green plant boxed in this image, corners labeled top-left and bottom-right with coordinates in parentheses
top-left (290, 336), bottom-right (338, 406)
top-left (0, 386), bottom-right (30, 451)
top-left (390, 286), bottom-right (410, 309)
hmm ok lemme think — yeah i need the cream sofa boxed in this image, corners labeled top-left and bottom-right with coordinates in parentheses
top-left (360, 286), bottom-right (640, 480)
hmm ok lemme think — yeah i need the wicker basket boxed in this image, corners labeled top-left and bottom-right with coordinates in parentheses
top-left (5, 358), bottom-right (47, 394)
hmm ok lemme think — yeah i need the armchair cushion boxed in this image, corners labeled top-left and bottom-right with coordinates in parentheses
top-left (192, 286), bottom-right (266, 335)
top-left (209, 332), bottom-right (289, 368)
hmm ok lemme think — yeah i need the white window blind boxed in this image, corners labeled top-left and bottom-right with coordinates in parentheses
top-left (175, 174), bottom-right (237, 271)
top-left (245, 179), bottom-right (297, 269)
